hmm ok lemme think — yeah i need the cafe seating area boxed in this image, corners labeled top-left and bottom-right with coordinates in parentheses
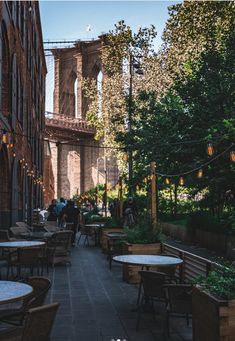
top-left (0, 227), bottom-right (192, 341)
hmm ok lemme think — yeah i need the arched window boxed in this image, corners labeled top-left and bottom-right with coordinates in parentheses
top-left (74, 78), bottom-right (78, 118)
top-left (11, 53), bottom-right (17, 128)
top-left (0, 145), bottom-right (10, 226)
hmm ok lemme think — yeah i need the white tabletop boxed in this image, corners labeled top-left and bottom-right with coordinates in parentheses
top-left (113, 254), bottom-right (183, 267)
top-left (0, 241), bottom-right (45, 248)
top-left (0, 281), bottom-right (33, 305)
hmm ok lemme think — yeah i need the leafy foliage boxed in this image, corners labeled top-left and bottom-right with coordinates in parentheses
top-left (195, 265), bottom-right (235, 300)
top-left (124, 215), bottom-right (163, 244)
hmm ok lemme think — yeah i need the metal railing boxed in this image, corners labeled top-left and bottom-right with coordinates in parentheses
top-left (45, 111), bottom-right (95, 134)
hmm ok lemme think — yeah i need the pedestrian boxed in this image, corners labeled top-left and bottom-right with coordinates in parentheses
top-left (123, 197), bottom-right (137, 227)
top-left (47, 199), bottom-right (58, 222)
top-left (56, 197), bottom-right (66, 227)
top-left (61, 200), bottom-right (80, 245)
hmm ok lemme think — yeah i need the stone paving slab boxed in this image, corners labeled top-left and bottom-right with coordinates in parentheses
top-left (48, 244), bottom-right (192, 341)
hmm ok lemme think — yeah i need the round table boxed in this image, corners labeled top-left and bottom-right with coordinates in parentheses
top-left (113, 254), bottom-right (183, 267)
top-left (0, 281), bottom-right (33, 305)
top-left (105, 232), bottom-right (127, 239)
top-left (0, 241), bottom-right (45, 248)
top-left (113, 254), bottom-right (183, 306)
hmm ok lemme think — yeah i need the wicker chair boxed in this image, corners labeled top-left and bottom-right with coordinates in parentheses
top-left (136, 270), bottom-right (167, 330)
top-left (77, 224), bottom-right (92, 246)
top-left (164, 284), bottom-right (192, 336)
top-left (0, 302), bottom-right (59, 341)
top-left (0, 229), bottom-right (17, 241)
top-left (0, 276), bottom-right (51, 326)
top-left (8, 247), bottom-right (45, 278)
top-left (46, 230), bottom-right (73, 266)
top-left (15, 222), bottom-right (32, 230)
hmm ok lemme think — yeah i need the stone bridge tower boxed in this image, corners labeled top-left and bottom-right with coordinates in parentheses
top-left (46, 38), bottom-right (118, 199)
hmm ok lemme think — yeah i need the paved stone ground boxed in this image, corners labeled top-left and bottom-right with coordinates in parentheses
top-left (48, 242), bottom-right (192, 341)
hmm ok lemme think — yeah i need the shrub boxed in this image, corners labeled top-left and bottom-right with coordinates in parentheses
top-left (124, 215), bottom-right (163, 244)
top-left (195, 265), bottom-right (235, 300)
top-left (186, 210), bottom-right (233, 235)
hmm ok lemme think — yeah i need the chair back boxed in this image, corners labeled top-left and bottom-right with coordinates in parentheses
top-left (160, 254), bottom-right (181, 281)
top-left (54, 230), bottom-right (73, 251)
top-left (44, 224), bottom-right (58, 233)
top-left (17, 247), bottom-right (43, 266)
top-left (0, 229), bottom-right (11, 241)
top-left (139, 270), bottom-right (166, 299)
top-left (21, 303), bottom-right (59, 341)
top-left (10, 226), bottom-right (31, 238)
top-left (23, 276), bottom-right (51, 309)
top-left (165, 284), bottom-right (192, 314)
top-left (16, 222), bottom-right (31, 231)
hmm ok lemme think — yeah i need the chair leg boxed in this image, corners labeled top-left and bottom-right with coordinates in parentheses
top-left (136, 296), bottom-right (144, 331)
top-left (137, 282), bottom-right (142, 306)
top-left (186, 313), bottom-right (189, 326)
top-left (166, 313), bottom-right (170, 336)
top-left (77, 234), bottom-right (82, 245)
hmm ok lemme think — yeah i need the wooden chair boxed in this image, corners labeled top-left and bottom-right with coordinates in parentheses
top-left (0, 302), bottom-right (59, 341)
top-left (136, 270), bottom-right (167, 330)
top-left (0, 276), bottom-right (51, 326)
top-left (164, 284), bottom-right (192, 336)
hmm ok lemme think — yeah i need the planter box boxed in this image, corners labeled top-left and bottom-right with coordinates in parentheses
top-left (192, 286), bottom-right (235, 341)
top-left (122, 242), bottom-right (162, 284)
top-left (100, 227), bottom-right (123, 253)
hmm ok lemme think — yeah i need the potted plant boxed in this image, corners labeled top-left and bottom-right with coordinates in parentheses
top-left (192, 264), bottom-right (235, 341)
top-left (122, 217), bottom-right (163, 283)
top-left (100, 217), bottom-right (123, 252)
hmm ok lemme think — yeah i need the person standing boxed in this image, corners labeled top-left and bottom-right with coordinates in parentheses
top-left (61, 200), bottom-right (80, 245)
top-left (56, 197), bottom-right (66, 227)
top-left (47, 199), bottom-right (58, 222)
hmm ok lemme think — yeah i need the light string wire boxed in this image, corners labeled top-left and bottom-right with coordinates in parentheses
top-left (155, 143), bottom-right (234, 178)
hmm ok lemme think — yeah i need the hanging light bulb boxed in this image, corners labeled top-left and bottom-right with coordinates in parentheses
top-left (179, 176), bottom-right (184, 186)
top-left (13, 151), bottom-right (16, 158)
top-left (165, 178), bottom-right (170, 185)
top-left (230, 150), bottom-right (235, 162)
top-left (2, 131), bottom-right (7, 144)
top-left (207, 143), bottom-right (214, 156)
top-left (123, 152), bottom-right (129, 162)
top-left (197, 169), bottom-right (203, 178)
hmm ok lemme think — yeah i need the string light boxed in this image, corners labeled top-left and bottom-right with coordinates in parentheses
top-left (179, 176), bottom-right (184, 186)
top-left (230, 151), bottom-right (235, 162)
top-left (165, 178), bottom-right (170, 185)
top-left (2, 131), bottom-right (7, 144)
top-left (207, 143), bottom-right (214, 156)
top-left (197, 169), bottom-right (203, 178)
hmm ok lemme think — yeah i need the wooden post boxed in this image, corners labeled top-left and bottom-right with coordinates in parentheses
top-left (118, 176), bottom-right (123, 219)
top-left (150, 162), bottom-right (157, 230)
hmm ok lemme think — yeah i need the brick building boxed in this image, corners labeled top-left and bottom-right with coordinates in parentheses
top-left (0, 1), bottom-right (46, 226)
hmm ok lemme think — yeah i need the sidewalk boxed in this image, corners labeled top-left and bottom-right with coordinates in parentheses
top-left (49, 244), bottom-right (192, 341)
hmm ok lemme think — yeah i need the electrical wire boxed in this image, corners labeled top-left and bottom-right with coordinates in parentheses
top-left (155, 144), bottom-right (234, 178)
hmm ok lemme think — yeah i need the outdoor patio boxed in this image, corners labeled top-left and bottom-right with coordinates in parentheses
top-left (48, 244), bottom-right (192, 341)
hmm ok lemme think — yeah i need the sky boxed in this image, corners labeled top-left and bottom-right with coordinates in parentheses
top-left (39, 1), bottom-right (179, 112)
